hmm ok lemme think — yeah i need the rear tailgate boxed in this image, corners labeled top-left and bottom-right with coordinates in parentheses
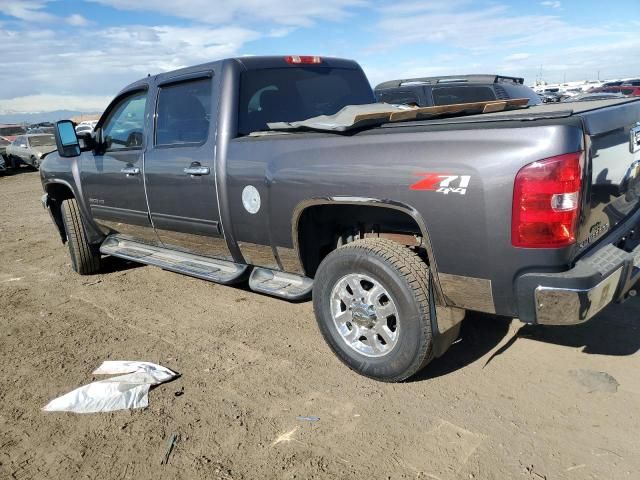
top-left (578, 99), bottom-right (640, 251)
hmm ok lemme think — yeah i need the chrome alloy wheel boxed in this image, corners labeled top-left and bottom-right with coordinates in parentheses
top-left (329, 273), bottom-right (400, 357)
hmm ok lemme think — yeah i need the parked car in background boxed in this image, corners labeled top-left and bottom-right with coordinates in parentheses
top-left (539, 91), bottom-right (563, 103)
top-left (27, 122), bottom-right (55, 134)
top-left (0, 135), bottom-right (9, 158)
top-left (0, 124), bottom-right (27, 142)
top-left (5, 133), bottom-right (56, 169)
top-left (27, 126), bottom-right (55, 134)
top-left (600, 80), bottom-right (624, 88)
top-left (564, 92), bottom-right (624, 102)
top-left (590, 86), bottom-right (640, 97)
top-left (374, 74), bottom-right (542, 107)
top-left (75, 124), bottom-right (94, 135)
top-left (0, 136), bottom-right (9, 174)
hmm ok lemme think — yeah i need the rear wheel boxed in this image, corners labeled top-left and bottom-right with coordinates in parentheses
top-left (312, 238), bottom-right (435, 382)
top-left (61, 198), bottom-right (101, 275)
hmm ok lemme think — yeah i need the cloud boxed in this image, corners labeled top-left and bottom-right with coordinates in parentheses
top-left (0, 0), bottom-right (56, 22)
top-left (373, 4), bottom-right (594, 52)
top-left (504, 53), bottom-right (531, 62)
top-left (67, 14), bottom-right (90, 26)
top-left (0, 0), bottom-right (637, 113)
top-left (540, 1), bottom-right (561, 8)
top-left (0, 94), bottom-right (112, 113)
top-left (0, 23), bottom-right (260, 111)
top-left (363, 32), bottom-right (640, 88)
top-left (89, 0), bottom-right (365, 27)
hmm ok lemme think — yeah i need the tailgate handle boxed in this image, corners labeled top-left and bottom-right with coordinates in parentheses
top-left (120, 166), bottom-right (140, 176)
top-left (184, 163), bottom-right (210, 176)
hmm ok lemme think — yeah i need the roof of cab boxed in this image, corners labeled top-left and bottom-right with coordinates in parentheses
top-left (117, 55), bottom-right (361, 96)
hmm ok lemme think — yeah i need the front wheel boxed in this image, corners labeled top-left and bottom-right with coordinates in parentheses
top-left (61, 198), bottom-right (101, 275)
top-left (312, 238), bottom-right (435, 382)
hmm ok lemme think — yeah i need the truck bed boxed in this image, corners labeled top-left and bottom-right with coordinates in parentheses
top-left (380, 97), bottom-right (640, 129)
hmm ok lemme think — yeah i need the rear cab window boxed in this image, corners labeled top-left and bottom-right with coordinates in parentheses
top-left (237, 67), bottom-right (374, 135)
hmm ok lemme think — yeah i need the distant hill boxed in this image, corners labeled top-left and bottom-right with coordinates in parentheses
top-left (0, 110), bottom-right (102, 124)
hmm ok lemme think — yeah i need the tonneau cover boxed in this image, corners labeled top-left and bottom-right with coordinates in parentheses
top-left (268, 99), bottom-right (529, 132)
top-left (391, 97), bottom-right (640, 130)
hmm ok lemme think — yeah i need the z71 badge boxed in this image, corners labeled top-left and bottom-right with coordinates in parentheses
top-left (410, 173), bottom-right (471, 195)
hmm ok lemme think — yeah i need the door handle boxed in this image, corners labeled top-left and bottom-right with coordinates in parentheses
top-left (184, 165), bottom-right (210, 176)
top-left (120, 166), bottom-right (140, 176)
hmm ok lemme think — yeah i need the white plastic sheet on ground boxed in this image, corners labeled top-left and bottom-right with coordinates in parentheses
top-left (42, 361), bottom-right (178, 414)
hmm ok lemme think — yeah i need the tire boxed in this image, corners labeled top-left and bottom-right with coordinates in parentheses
top-left (61, 198), bottom-right (101, 275)
top-left (30, 156), bottom-right (39, 170)
top-left (312, 238), bottom-right (434, 382)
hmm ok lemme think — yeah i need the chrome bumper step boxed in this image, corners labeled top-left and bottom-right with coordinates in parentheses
top-left (249, 267), bottom-right (313, 300)
top-left (100, 235), bottom-right (248, 285)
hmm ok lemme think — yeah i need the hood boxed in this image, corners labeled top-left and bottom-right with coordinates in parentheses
top-left (32, 145), bottom-right (57, 156)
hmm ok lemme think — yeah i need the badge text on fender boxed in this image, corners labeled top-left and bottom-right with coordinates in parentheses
top-left (410, 174), bottom-right (471, 195)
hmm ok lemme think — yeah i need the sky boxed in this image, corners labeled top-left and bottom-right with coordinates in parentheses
top-left (0, 0), bottom-right (638, 113)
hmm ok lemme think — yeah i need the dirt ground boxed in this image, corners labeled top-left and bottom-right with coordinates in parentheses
top-left (1, 169), bottom-right (639, 480)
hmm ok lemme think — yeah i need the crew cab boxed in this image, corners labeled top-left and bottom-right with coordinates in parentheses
top-left (6, 133), bottom-right (56, 169)
top-left (41, 56), bottom-right (640, 382)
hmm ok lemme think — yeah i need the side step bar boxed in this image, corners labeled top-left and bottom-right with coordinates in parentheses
top-left (249, 268), bottom-right (313, 300)
top-left (100, 236), bottom-right (248, 285)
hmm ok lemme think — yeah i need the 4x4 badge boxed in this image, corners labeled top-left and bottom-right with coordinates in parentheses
top-left (410, 173), bottom-right (471, 195)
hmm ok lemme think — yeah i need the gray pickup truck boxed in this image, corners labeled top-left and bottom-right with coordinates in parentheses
top-left (41, 55), bottom-right (640, 382)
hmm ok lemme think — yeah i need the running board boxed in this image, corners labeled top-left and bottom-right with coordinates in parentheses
top-left (100, 236), bottom-right (248, 285)
top-left (249, 267), bottom-right (313, 300)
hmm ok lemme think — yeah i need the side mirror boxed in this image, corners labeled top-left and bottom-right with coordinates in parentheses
top-left (54, 120), bottom-right (81, 157)
top-left (76, 131), bottom-right (96, 151)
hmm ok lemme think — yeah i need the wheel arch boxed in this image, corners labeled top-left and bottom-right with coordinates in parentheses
top-left (43, 180), bottom-right (76, 243)
top-left (291, 197), bottom-right (445, 305)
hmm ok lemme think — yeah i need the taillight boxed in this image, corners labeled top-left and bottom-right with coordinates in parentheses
top-left (285, 55), bottom-right (322, 64)
top-left (512, 151), bottom-right (584, 248)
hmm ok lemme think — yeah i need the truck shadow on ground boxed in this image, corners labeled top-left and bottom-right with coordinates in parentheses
top-left (100, 256), bottom-right (144, 274)
top-left (517, 300), bottom-right (640, 356)
top-left (1, 165), bottom-right (37, 176)
top-left (413, 300), bottom-right (640, 382)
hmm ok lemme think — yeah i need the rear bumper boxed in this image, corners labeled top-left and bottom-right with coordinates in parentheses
top-left (516, 228), bottom-right (640, 325)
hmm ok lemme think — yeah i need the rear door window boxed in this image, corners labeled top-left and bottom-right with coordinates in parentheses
top-left (431, 86), bottom-right (496, 106)
top-left (155, 77), bottom-right (212, 146)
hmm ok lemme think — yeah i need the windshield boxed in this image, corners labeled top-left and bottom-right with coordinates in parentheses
top-left (0, 126), bottom-right (26, 136)
top-left (29, 135), bottom-right (55, 146)
top-left (238, 67), bottom-right (374, 135)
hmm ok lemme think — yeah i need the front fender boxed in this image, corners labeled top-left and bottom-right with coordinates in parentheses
top-left (40, 152), bottom-right (105, 245)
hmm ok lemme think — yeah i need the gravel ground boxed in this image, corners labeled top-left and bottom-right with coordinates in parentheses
top-left (1, 169), bottom-right (639, 480)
